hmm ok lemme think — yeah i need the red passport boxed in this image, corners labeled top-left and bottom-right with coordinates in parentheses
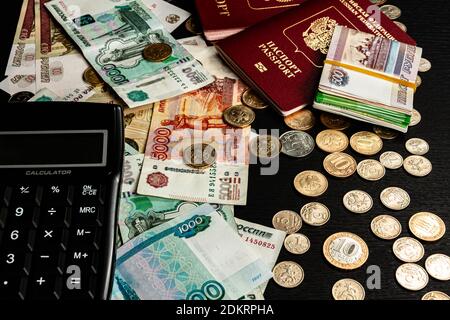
top-left (195, 0), bottom-right (307, 41)
top-left (215, 0), bottom-right (416, 115)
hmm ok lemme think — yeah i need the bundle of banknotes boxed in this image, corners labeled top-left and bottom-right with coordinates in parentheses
top-left (313, 26), bottom-right (422, 132)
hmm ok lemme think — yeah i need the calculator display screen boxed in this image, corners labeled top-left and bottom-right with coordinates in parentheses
top-left (0, 130), bottom-right (107, 168)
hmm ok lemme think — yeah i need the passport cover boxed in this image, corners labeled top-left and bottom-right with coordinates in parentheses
top-left (195, 0), bottom-right (307, 40)
top-left (215, 0), bottom-right (416, 115)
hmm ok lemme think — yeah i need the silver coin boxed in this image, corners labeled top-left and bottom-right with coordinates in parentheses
top-left (419, 58), bottom-right (432, 73)
top-left (425, 254), bottom-right (450, 281)
top-left (380, 4), bottom-right (402, 20)
top-left (396, 263), bottom-right (429, 291)
top-left (272, 261), bottom-right (304, 288)
top-left (410, 109), bottom-right (422, 127)
top-left (300, 202), bottom-right (330, 226)
top-left (357, 159), bottom-right (385, 181)
top-left (369, 0), bottom-right (387, 5)
top-left (415, 76), bottom-right (422, 89)
top-left (332, 279), bottom-right (365, 300)
top-left (280, 130), bottom-right (315, 158)
top-left (393, 237), bottom-right (425, 263)
top-left (343, 190), bottom-right (373, 214)
top-left (405, 138), bottom-right (429, 155)
top-left (284, 233), bottom-right (310, 255)
top-left (394, 21), bottom-right (407, 32)
top-left (380, 187), bottom-right (410, 211)
top-left (403, 155), bottom-right (432, 177)
top-left (272, 210), bottom-right (302, 234)
top-left (380, 151), bottom-right (404, 169)
top-left (370, 215), bottom-right (402, 240)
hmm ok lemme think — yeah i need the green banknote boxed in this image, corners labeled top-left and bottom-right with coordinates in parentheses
top-left (118, 194), bottom-right (235, 243)
top-left (112, 204), bottom-right (271, 300)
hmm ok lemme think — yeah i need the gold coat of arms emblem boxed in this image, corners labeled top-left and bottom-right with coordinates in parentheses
top-left (303, 17), bottom-right (337, 54)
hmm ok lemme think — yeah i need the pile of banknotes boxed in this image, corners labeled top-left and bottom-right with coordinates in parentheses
top-left (313, 26), bottom-right (422, 132)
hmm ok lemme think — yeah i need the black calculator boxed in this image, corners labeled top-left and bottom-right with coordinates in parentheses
top-left (0, 103), bottom-right (123, 300)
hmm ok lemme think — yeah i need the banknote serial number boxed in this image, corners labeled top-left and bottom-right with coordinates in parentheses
top-left (176, 304), bottom-right (274, 317)
top-left (243, 236), bottom-right (276, 250)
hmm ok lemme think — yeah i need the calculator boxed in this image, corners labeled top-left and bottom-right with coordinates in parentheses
top-left (0, 103), bottom-right (124, 300)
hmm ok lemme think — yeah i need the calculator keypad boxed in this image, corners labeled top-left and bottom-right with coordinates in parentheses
top-left (0, 183), bottom-right (104, 300)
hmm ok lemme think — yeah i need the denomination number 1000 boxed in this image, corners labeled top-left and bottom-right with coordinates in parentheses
top-left (178, 216), bottom-right (204, 234)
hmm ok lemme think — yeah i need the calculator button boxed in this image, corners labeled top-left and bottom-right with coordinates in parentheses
top-left (70, 227), bottom-right (101, 250)
top-left (5, 206), bottom-right (38, 228)
top-left (32, 251), bottom-right (65, 274)
top-left (77, 184), bottom-right (104, 204)
top-left (72, 205), bottom-right (103, 226)
top-left (43, 184), bottom-right (73, 206)
top-left (0, 251), bottom-right (28, 274)
top-left (0, 275), bottom-right (27, 300)
top-left (64, 250), bottom-right (99, 274)
top-left (2, 227), bottom-right (29, 248)
top-left (39, 207), bottom-right (71, 227)
top-left (30, 227), bottom-right (64, 251)
top-left (26, 273), bottom-right (61, 300)
top-left (10, 185), bottom-right (43, 206)
top-left (60, 273), bottom-right (96, 300)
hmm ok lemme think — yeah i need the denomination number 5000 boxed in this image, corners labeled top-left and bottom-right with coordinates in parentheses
top-left (150, 128), bottom-right (171, 160)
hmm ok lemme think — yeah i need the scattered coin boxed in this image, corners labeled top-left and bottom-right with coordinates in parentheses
top-left (380, 4), bottom-right (402, 20)
top-left (410, 109), bottom-right (422, 126)
top-left (284, 233), bottom-right (310, 255)
top-left (343, 190), bottom-right (373, 214)
top-left (185, 16), bottom-right (202, 35)
top-left (422, 291), bottom-right (450, 300)
top-left (294, 170), bottom-right (328, 197)
top-left (316, 129), bottom-right (349, 153)
top-left (380, 151), bottom-right (404, 169)
top-left (323, 232), bottom-right (369, 270)
top-left (280, 130), bottom-right (315, 158)
top-left (332, 279), bottom-right (365, 300)
top-left (249, 134), bottom-right (281, 159)
top-left (182, 143), bottom-right (217, 169)
top-left (241, 88), bottom-right (269, 109)
top-left (8, 91), bottom-right (34, 103)
top-left (272, 261), bottom-right (304, 288)
top-left (143, 43), bottom-right (172, 62)
top-left (320, 113), bottom-right (350, 130)
top-left (284, 109), bottom-right (315, 131)
top-left (425, 254), bottom-right (450, 281)
top-left (82, 67), bottom-right (103, 87)
top-left (380, 187), bottom-right (410, 211)
top-left (403, 155), bottom-right (432, 177)
top-left (300, 202), bottom-right (330, 226)
top-left (373, 126), bottom-right (399, 140)
top-left (350, 131), bottom-right (383, 156)
top-left (394, 21), bottom-right (407, 32)
top-left (272, 210), bottom-right (302, 234)
top-left (419, 58), bottom-right (432, 73)
top-left (369, 0), bottom-right (387, 5)
top-left (371, 215), bottom-right (402, 240)
top-left (409, 212), bottom-right (446, 242)
top-left (415, 75), bottom-right (422, 89)
top-left (405, 138), bottom-right (429, 155)
top-left (323, 152), bottom-right (357, 178)
top-left (393, 237), bottom-right (425, 263)
top-left (223, 105), bottom-right (255, 128)
top-left (396, 263), bottom-right (429, 291)
top-left (357, 159), bottom-right (385, 181)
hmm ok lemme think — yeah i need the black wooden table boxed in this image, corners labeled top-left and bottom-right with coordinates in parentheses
top-left (1, 0), bottom-right (449, 300)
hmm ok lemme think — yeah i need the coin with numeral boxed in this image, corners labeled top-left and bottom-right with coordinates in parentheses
top-left (393, 237), bottom-right (425, 263)
top-left (396, 263), bottom-right (429, 291)
top-left (280, 131), bottom-right (315, 158)
top-left (332, 279), bottom-right (365, 300)
top-left (425, 254), bottom-right (450, 281)
top-left (350, 131), bottom-right (383, 156)
top-left (409, 212), bottom-right (446, 242)
top-left (284, 233), bottom-right (310, 255)
top-left (323, 232), bottom-right (369, 270)
top-left (380, 187), bottom-right (410, 211)
top-left (371, 215), bottom-right (402, 240)
top-left (323, 152), bottom-right (357, 178)
top-left (316, 130), bottom-right (349, 153)
top-left (357, 159), bottom-right (385, 181)
top-left (272, 261), bottom-right (304, 288)
top-left (272, 210), bottom-right (302, 234)
top-left (343, 190), bottom-right (373, 214)
top-left (300, 202), bottom-right (330, 226)
top-left (380, 151), bottom-right (404, 169)
top-left (249, 134), bottom-right (281, 159)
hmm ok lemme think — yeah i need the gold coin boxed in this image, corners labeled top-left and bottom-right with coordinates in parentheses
top-left (249, 134), bottom-right (281, 159)
top-left (369, 0), bottom-right (387, 5)
top-left (380, 151), bottom-right (404, 170)
top-left (320, 113), bottom-right (350, 130)
top-left (143, 43), bottom-right (172, 62)
top-left (425, 254), bottom-right (450, 281)
top-left (241, 88), bottom-right (268, 109)
top-left (394, 21), bottom-right (407, 32)
top-left (373, 126), bottom-right (399, 140)
top-left (419, 58), bottom-right (432, 73)
top-left (380, 4), bottom-right (402, 20)
top-left (323, 232), bottom-right (369, 270)
top-left (380, 187), bottom-right (410, 211)
top-left (422, 291), bottom-right (450, 300)
top-left (409, 212), bottom-right (446, 242)
top-left (415, 76), bottom-right (422, 89)
top-left (83, 67), bottom-right (103, 87)
top-left (403, 155), bottom-right (432, 177)
top-left (370, 215), bottom-right (402, 240)
top-left (323, 152), bottom-right (356, 178)
top-left (357, 159), bottom-right (385, 181)
top-left (223, 105), bottom-right (255, 128)
top-left (396, 263), bottom-right (429, 291)
top-left (332, 279), bottom-right (365, 300)
top-left (316, 129), bottom-right (349, 153)
top-left (405, 138), bottom-right (429, 155)
top-left (272, 261), bottom-right (304, 288)
top-left (284, 233), bottom-right (310, 255)
top-left (182, 143), bottom-right (216, 169)
top-left (393, 237), bottom-right (425, 263)
top-left (300, 202), bottom-right (330, 226)
top-left (350, 131), bottom-right (383, 156)
top-left (272, 210), bottom-right (302, 234)
top-left (343, 190), bottom-right (373, 214)
top-left (293, 170), bottom-right (328, 197)
top-left (284, 109), bottom-right (315, 131)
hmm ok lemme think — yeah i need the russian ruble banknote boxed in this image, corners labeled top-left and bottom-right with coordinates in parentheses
top-left (28, 86), bottom-right (95, 102)
top-left (124, 105), bottom-right (153, 153)
top-left (140, 0), bottom-right (190, 33)
top-left (112, 204), bottom-right (271, 300)
top-left (121, 154), bottom-right (145, 196)
top-left (125, 142), bottom-right (139, 156)
top-left (45, 0), bottom-right (214, 107)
